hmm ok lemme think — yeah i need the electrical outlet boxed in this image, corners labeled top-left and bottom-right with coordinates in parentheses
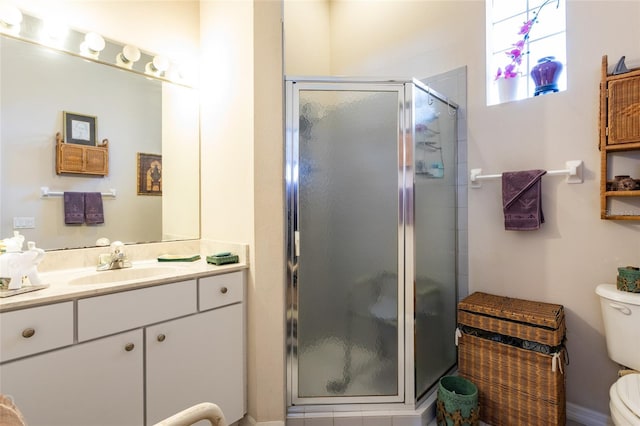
top-left (13, 217), bottom-right (35, 229)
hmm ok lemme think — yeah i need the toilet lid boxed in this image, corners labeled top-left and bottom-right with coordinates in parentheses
top-left (617, 374), bottom-right (640, 417)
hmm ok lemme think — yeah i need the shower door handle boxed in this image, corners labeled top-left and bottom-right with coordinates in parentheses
top-left (295, 231), bottom-right (300, 257)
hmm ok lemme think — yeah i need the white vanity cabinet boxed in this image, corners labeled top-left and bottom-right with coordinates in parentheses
top-left (0, 329), bottom-right (144, 426)
top-left (0, 270), bottom-right (246, 426)
top-left (146, 303), bottom-right (244, 425)
top-left (146, 272), bottom-right (245, 425)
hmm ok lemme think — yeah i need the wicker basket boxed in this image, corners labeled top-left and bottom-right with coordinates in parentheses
top-left (617, 266), bottom-right (640, 293)
top-left (457, 292), bottom-right (566, 426)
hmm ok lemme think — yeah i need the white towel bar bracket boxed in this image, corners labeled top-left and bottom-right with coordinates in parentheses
top-left (40, 186), bottom-right (117, 198)
top-left (469, 160), bottom-right (583, 188)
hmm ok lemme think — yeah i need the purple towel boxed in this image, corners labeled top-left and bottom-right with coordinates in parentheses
top-left (84, 192), bottom-right (104, 225)
top-left (502, 169), bottom-right (547, 231)
top-left (64, 192), bottom-right (85, 224)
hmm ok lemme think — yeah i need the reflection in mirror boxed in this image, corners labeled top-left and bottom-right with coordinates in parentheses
top-left (0, 17), bottom-right (199, 251)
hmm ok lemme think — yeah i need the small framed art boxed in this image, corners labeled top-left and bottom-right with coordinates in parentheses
top-left (63, 111), bottom-right (97, 146)
top-left (137, 153), bottom-right (162, 195)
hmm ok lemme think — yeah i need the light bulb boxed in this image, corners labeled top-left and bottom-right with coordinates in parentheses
top-left (145, 55), bottom-right (170, 76)
top-left (80, 32), bottom-right (105, 58)
top-left (116, 44), bottom-right (141, 69)
top-left (40, 17), bottom-right (68, 46)
top-left (0, 2), bottom-right (22, 35)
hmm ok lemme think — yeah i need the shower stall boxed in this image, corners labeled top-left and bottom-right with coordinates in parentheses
top-left (285, 78), bottom-right (459, 409)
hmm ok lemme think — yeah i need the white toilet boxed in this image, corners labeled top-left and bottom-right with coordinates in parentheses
top-left (596, 283), bottom-right (640, 425)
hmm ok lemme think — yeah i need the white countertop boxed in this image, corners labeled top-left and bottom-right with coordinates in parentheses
top-left (0, 258), bottom-right (248, 312)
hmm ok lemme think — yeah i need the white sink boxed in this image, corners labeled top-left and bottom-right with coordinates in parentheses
top-left (68, 265), bottom-right (188, 286)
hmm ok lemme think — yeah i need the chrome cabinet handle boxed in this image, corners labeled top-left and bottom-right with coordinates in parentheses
top-left (157, 334), bottom-right (166, 342)
top-left (220, 287), bottom-right (228, 294)
top-left (609, 302), bottom-right (632, 315)
top-left (124, 343), bottom-right (135, 352)
top-left (22, 328), bottom-right (35, 338)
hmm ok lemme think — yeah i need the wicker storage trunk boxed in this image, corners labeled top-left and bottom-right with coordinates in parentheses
top-left (457, 292), bottom-right (567, 426)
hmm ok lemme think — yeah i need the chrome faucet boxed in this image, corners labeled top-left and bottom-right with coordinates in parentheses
top-left (97, 241), bottom-right (132, 271)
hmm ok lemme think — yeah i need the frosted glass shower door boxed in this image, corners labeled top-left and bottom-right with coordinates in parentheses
top-left (287, 82), bottom-right (404, 404)
top-left (411, 84), bottom-right (458, 399)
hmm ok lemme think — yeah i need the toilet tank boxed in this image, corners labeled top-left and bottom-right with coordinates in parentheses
top-left (596, 284), bottom-right (640, 371)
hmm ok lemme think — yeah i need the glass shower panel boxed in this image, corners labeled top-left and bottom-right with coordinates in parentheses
top-left (412, 86), bottom-right (458, 398)
top-left (295, 88), bottom-right (402, 401)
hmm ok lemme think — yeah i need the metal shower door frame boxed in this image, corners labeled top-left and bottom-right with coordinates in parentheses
top-left (285, 78), bottom-right (410, 406)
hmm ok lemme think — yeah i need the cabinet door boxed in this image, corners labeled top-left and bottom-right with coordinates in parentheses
top-left (57, 143), bottom-right (85, 173)
top-left (0, 330), bottom-right (143, 426)
top-left (608, 77), bottom-right (640, 145)
top-left (84, 146), bottom-right (108, 175)
top-left (146, 304), bottom-right (244, 425)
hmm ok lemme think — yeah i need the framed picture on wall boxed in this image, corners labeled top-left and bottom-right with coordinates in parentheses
top-left (63, 111), bottom-right (97, 146)
top-left (137, 153), bottom-right (162, 196)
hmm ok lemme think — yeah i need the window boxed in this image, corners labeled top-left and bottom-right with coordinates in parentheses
top-left (487, 0), bottom-right (567, 104)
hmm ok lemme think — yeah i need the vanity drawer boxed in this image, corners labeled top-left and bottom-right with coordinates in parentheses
top-left (0, 302), bottom-right (74, 363)
top-left (78, 280), bottom-right (197, 341)
top-left (199, 272), bottom-right (244, 311)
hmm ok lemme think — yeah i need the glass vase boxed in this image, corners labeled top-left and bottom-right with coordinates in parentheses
top-left (531, 56), bottom-right (563, 96)
top-left (497, 76), bottom-right (519, 103)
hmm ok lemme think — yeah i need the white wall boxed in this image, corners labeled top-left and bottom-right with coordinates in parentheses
top-left (199, 1), bottom-right (288, 425)
top-left (253, 1), bottom-right (286, 422)
top-left (285, 0), bottom-right (640, 417)
top-left (284, 0), bottom-right (331, 76)
top-left (467, 1), bottom-right (640, 414)
top-left (199, 0), bottom-right (253, 246)
top-left (162, 83), bottom-right (200, 241)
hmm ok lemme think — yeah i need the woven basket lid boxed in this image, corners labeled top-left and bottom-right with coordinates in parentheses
top-left (458, 292), bottom-right (563, 329)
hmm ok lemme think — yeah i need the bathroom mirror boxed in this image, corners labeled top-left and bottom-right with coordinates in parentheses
top-left (0, 31), bottom-right (200, 251)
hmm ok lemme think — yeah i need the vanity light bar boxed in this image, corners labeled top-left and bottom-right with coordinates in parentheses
top-left (2, 9), bottom-right (192, 87)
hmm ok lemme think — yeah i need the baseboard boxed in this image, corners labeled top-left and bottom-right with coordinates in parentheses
top-left (567, 402), bottom-right (610, 426)
top-left (255, 402), bottom-right (608, 426)
top-left (242, 415), bottom-right (285, 426)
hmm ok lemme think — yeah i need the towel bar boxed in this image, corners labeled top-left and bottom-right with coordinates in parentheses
top-left (40, 187), bottom-right (117, 198)
top-left (469, 160), bottom-right (583, 188)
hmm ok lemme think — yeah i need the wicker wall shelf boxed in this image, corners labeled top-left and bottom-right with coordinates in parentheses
top-left (55, 133), bottom-right (108, 176)
top-left (604, 141), bottom-right (640, 152)
top-left (605, 190), bottom-right (640, 197)
top-left (599, 55), bottom-right (640, 220)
